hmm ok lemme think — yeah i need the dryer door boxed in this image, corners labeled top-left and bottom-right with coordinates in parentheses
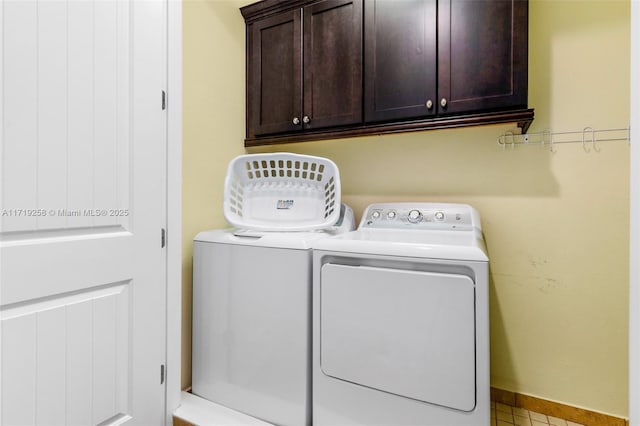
top-left (320, 263), bottom-right (476, 412)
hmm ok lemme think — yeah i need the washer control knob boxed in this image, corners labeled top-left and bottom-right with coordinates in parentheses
top-left (371, 210), bottom-right (382, 220)
top-left (434, 211), bottom-right (445, 221)
top-left (387, 210), bottom-right (397, 220)
top-left (407, 209), bottom-right (423, 223)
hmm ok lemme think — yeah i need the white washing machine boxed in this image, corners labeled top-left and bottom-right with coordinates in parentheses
top-left (192, 205), bottom-right (354, 426)
top-left (312, 203), bottom-right (490, 426)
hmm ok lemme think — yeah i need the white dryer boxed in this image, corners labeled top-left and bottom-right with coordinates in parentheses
top-left (312, 203), bottom-right (490, 426)
top-left (192, 205), bottom-right (354, 426)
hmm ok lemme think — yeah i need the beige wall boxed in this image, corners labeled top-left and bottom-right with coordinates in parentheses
top-left (183, 0), bottom-right (631, 417)
top-left (182, 0), bottom-right (250, 390)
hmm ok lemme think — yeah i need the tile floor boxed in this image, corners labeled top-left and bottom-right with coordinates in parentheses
top-left (491, 402), bottom-right (585, 426)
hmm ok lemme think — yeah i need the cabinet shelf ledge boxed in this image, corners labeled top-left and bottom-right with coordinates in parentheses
top-left (245, 108), bottom-right (535, 147)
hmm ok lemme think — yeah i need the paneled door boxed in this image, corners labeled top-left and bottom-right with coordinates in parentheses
top-left (0, 1), bottom-right (167, 425)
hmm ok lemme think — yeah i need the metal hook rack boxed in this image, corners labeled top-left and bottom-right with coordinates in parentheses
top-left (497, 126), bottom-right (630, 152)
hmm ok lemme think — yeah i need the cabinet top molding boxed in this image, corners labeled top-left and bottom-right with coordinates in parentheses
top-left (241, 0), bottom-right (320, 22)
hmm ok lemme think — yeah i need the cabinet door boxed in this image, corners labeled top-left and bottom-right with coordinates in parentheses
top-left (364, 0), bottom-right (437, 123)
top-left (249, 10), bottom-right (302, 136)
top-left (438, 0), bottom-right (528, 114)
top-left (303, 0), bottom-right (362, 130)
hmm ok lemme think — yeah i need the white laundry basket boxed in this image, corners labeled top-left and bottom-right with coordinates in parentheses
top-left (223, 153), bottom-right (341, 231)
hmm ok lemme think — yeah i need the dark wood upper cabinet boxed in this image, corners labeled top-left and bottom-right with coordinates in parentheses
top-left (247, 0), bottom-right (362, 137)
top-left (365, 0), bottom-right (528, 123)
top-left (241, 0), bottom-right (533, 146)
top-left (438, 0), bottom-right (528, 115)
top-left (303, 0), bottom-right (363, 130)
top-left (250, 10), bottom-right (302, 136)
top-left (364, 0), bottom-right (437, 123)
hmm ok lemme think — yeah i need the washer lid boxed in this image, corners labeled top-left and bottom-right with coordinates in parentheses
top-left (312, 228), bottom-right (488, 261)
top-left (194, 229), bottom-right (343, 250)
top-left (195, 204), bottom-right (356, 250)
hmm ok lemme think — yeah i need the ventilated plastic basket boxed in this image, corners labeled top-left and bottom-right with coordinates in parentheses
top-left (223, 153), bottom-right (341, 231)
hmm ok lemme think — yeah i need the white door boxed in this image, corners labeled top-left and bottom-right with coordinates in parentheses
top-left (0, 0), bottom-right (167, 425)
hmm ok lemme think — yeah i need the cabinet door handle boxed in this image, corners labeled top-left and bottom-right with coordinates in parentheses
top-left (426, 100), bottom-right (433, 110)
top-left (303, 115), bottom-right (311, 124)
top-left (292, 117), bottom-right (300, 125)
top-left (440, 98), bottom-right (448, 108)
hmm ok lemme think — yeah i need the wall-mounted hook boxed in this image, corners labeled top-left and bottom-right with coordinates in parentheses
top-left (586, 127), bottom-right (599, 152)
top-left (500, 131), bottom-right (515, 150)
top-left (582, 127), bottom-right (595, 153)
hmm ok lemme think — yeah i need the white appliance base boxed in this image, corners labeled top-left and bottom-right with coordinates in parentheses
top-left (174, 392), bottom-right (273, 426)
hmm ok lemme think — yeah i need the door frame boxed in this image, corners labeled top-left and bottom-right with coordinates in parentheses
top-left (630, 1), bottom-right (638, 425)
top-left (166, 0), bottom-right (182, 423)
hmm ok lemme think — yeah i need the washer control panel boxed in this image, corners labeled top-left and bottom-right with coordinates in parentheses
top-left (360, 203), bottom-right (479, 231)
